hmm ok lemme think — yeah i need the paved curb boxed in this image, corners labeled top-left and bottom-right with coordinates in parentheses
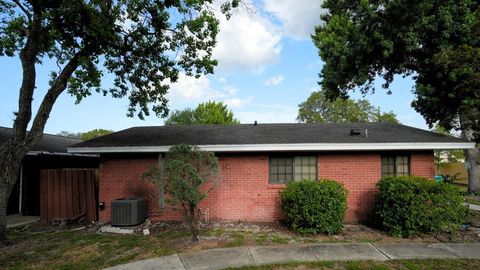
top-left (104, 242), bottom-right (480, 270)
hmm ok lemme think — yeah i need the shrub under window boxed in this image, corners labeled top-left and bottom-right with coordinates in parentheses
top-left (374, 176), bottom-right (467, 237)
top-left (280, 179), bottom-right (348, 235)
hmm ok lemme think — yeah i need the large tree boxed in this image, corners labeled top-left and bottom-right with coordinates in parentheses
top-left (297, 90), bottom-right (398, 123)
top-left (313, 0), bottom-right (479, 191)
top-left (165, 101), bottom-right (239, 125)
top-left (0, 0), bottom-right (238, 245)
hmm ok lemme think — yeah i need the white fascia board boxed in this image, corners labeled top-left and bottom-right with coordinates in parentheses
top-left (26, 151), bottom-right (98, 157)
top-left (68, 142), bottom-right (475, 154)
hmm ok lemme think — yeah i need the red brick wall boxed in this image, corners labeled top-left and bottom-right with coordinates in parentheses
top-left (318, 154), bottom-right (381, 222)
top-left (411, 151), bottom-right (435, 178)
top-left (98, 158), bottom-right (158, 221)
top-left (97, 152), bottom-right (435, 223)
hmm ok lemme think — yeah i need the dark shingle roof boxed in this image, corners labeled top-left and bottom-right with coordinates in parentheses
top-left (0, 126), bottom-right (82, 153)
top-left (70, 122), bottom-right (469, 148)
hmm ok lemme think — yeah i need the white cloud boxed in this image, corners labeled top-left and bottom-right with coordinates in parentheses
top-left (264, 75), bottom-right (284, 86)
top-left (224, 96), bottom-right (254, 108)
top-left (168, 73), bottom-right (236, 102)
top-left (235, 103), bottom-right (298, 123)
top-left (218, 77), bottom-right (227, 83)
top-left (213, 5), bottom-right (282, 73)
top-left (264, 0), bottom-right (325, 40)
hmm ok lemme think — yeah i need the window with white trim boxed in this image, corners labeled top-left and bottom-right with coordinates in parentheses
top-left (269, 156), bottom-right (317, 183)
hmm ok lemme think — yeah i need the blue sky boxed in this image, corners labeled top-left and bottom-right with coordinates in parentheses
top-left (0, 0), bottom-right (428, 134)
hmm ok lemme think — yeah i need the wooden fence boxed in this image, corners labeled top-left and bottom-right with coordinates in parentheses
top-left (40, 169), bottom-right (97, 224)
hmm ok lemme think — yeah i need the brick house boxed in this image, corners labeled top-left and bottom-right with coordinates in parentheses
top-left (68, 123), bottom-right (474, 223)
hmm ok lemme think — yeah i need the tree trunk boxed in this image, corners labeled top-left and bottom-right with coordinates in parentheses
top-left (188, 207), bottom-right (199, 242)
top-left (461, 126), bottom-right (480, 193)
top-left (0, 142), bottom-right (28, 246)
top-left (465, 146), bottom-right (480, 192)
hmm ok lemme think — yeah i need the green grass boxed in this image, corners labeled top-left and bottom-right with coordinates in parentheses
top-left (454, 183), bottom-right (468, 193)
top-left (229, 259), bottom-right (480, 270)
top-left (466, 197), bottom-right (480, 206)
top-left (4, 220), bottom-right (480, 270)
top-left (1, 227), bottom-right (187, 270)
top-left (225, 232), bottom-right (246, 247)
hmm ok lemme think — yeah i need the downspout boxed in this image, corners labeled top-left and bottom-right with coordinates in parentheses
top-left (18, 163), bottom-right (23, 215)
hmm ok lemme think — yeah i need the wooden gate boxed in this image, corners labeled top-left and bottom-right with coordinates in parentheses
top-left (40, 169), bottom-right (97, 224)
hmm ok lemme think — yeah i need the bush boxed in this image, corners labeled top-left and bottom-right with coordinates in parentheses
top-left (280, 180), bottom-right (348, 235)
top-left (374, 176), bottom-right (467, 237)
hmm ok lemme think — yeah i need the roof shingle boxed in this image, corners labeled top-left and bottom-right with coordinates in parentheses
top-left (0, 126), bottom-right (82, 153)
top-left (70, 122), bottom-right (469, 149)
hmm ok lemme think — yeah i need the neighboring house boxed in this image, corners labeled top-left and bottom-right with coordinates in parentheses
top-left (1, 127), bottom-right (98, 217)
top-left (68, 123), bottom-right (474, 223)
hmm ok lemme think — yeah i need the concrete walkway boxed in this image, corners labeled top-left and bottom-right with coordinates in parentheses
top-left (6, 215), bottom-right (39, 228)
top-left (468, 203), bottom-right (480, 212)
top-left (104, 242), bottom-right (480, 270)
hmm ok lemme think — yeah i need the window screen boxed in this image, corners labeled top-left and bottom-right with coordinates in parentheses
top-left (269, 157), bottom-right (293, 183)
top-left (381, 155), bottom-right (409, 177)
top-left (294, 156), bottom-right (317, 181)
top-left (270, 156), bottom-right (317, 183)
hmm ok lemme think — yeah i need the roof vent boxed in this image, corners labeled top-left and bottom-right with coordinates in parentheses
top-left (254, 121), bottom-right (257, 126)
top-left (350, 129), bottom-right (362, 136)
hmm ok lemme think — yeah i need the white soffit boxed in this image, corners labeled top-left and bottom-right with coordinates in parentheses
top-left (68, 142), bottom-right (475, 153)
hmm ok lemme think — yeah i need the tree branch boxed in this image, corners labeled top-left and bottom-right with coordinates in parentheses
top-left (27, 51), bottom-right (83, 146)
top-left (12, 0), bottom-right (32, 21)
top-left (12, 10), bottom-right (42, 142)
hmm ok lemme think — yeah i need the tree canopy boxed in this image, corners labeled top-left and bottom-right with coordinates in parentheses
top-left (313, 0), bottom-right (478, 138)
top-left (165, 101), bottom-right (239, 125)
top-left (58, 129), bottom-right (113, 140)
top-left (0, 0), bottom-right (238, 245)
top-left (297, 90), bottom-right (398, 123)
top-left (313, 0), bottom-right (479, 192)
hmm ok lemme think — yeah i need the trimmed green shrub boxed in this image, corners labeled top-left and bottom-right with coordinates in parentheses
top-left (374, 176), bottom-right (467, 237)
top-left (280, 179), bottom-right (348, 235)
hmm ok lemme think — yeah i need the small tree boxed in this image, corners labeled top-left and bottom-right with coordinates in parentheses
top-left (143, 144), bottom-right (218, 241)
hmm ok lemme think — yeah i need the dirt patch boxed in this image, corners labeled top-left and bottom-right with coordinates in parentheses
top-left (199, 221), bottom-right (480, 244)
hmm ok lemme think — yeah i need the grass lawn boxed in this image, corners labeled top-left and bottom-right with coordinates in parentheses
top-left (2, 216), bottom-right (480, 270)
top-left (1, 223), bottom-right (318, 270)
top-left (453, 182), bottom-right (468, 193)
top-left (466, 196), bottom-right (480, 206)
top-left (1, 226), bottom-right (190, 270)
top-left (229, 259), bottom-right (480, 270)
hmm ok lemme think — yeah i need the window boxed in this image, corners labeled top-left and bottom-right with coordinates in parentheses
top-left (294, 156), bottom-right (317, 181)
top-left (269, 156), bottom-right (317, 183)
top-left (381, 155), bottom-right (410, 177)
top-left (270, 157), bottom-right (293, 183)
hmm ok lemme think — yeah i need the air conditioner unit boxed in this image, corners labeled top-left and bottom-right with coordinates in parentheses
top-left (111, 198), bottom-right (145, 226)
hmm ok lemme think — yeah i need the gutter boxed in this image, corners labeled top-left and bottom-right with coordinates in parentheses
top-left (26, 151), bottom-right (98, 157)
top-left (68, 142), bottom-right (476, 154)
